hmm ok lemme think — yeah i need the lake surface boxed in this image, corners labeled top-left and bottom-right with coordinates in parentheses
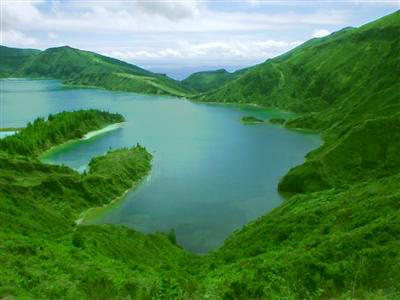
top-left (1, 79), bottom-right (321, 253)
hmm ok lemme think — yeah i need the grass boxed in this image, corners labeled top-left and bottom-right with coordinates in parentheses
top-left (182, 69), bottom-right (237, 93)
top-left (0, 112), bottom-right (195, 299)
top-left (1, 10), bottom-right (400, 299)
top-left (0, 45), bottom-right (192, 97)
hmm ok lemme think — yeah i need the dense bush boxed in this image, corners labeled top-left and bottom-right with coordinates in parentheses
top-left (0, 110), bottom-right (124, 156)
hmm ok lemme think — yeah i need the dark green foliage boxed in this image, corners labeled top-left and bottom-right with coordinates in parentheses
top-left (0, 110), bottom-right (124, 156)
top-left (72, 232), bottom-right (85, 248)
top-left (82, 145), bottom-right (152, 203)
top-left (168, 229), bottom-right (177, 245)
top-left (240, 115), bottom-right (264, 124)
top-left (269, 118), bottom-right (286, 124)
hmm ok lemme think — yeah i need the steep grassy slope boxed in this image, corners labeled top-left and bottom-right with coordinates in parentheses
top-left (279, 116), bottom-right (400, 193)
top-left (199, 174), bottom-right (400, 299)
top-left (182, 69), bottom-right (237, 92)
top-left (197, 11), bottom-right (400, 127)
top-left (1, 45), bottom-right (191, 97)
top-left (195, 10), bottom-right (400, 196)
top-left (0, 46), bottom-right (41, 77)
top-left (0, 112), bottom-right (196, 298)
top-left (273, 12), bottom-right (400, 194)
top-left (191, 11), bottom-right (400, 299)
top-left (0, 150), bottom-right (195, 298)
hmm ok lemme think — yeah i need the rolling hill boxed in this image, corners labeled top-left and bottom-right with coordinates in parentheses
top-left (0, 46), bottom-right (41, 77)
top-left (181, 68), bottom-right (238, 92)
top-left (189, 11), bottom-right (400, 298)
top-left (195, 10), bottom-right (400, 131)
top-left (0, 45), bottom-right (191, 97)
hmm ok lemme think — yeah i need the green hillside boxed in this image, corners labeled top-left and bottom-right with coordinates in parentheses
top-left (279, 116), bottom-right (400, 193)
top-left (0, 46), bottom-right (41, 77)
top-left (0, 147), bottom-right (194, 298)
top-left (193, 11), bottom-right (400, 298)
top-left (196, 11), bottom-right (400, 126)
top-left (200, 173), bottom-right (400, 299)
top-left (1, 11), bottom-right (400, 299)
top-left (182, 69), bottom-right (237, 92)
top-left (0, 45), bottom-right (191, 97)
top-left (2, 111), bottom-right (399, 299)
top-left (0, 111), bottom-right (196, 298)
top-left (0, 110), bottom-right (124, 157)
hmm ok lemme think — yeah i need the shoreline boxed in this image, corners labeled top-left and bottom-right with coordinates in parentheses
top-left (0, 131), bottom-right (16, 139)
top-left (81, 122), bottom-right (124, 140)
top-left (40, 122), bottom-right (125, 162)
top-left (75, 169), bottom-right (151, 225)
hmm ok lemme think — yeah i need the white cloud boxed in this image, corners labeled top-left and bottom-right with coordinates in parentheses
top-left (2, 30), bottom-right (37, 47)
top-left (0, 0), bottom-right (357, 70)
top-left (312, 29), bottom-right (332, 38)
top-left (2, 0), bottom-right (43, 29)
top-left (106, 39), bottom-right (304, 64)
top-left (48, 32), bottom-right (58, 39)
top-left (2, 1), bottom-right (348, 34)
top-left (352, 0), bottom-right (400, 6)
top-left (133, 0), bottom-right (201, 20)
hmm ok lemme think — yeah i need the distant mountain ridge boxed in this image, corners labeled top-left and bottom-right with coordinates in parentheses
top-left (0, 45), bottom-right (191, 97)
top-left (181, 69), bottom-right (237, 92)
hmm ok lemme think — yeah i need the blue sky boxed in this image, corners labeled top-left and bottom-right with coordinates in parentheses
top-left (1, 0), bottom-right (399, 78)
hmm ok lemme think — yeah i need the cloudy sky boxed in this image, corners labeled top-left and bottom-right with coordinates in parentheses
top-left (1, 0), bottom-right (399, 78)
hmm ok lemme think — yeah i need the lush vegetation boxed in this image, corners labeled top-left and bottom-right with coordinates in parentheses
top-left (193, 11), bottom-right (399, 299)
top-left (181, 69), bottom-right (237, 92)
top-left (0, 110), bottom-right (124, 157)
top-left (1, 11), bottom-right (399, 300)
top-left (241, 115), bottom-right (264, 124)
top-left (0, 112), bottom-right (197, 298)
top-left (279, 116), bottom-right (400, 193)
top-left (0, 46), bottom-right (40, 77)
top-left (0, 145), bottom-right (195, 298)
top-left (0, 45), bottom-right (191, 97)
top-left (200, 174), bottom-right (400, 299)
top-left (195, 11), bottom-right (400, 126)
top-left (269, 118), bottom-right (286, 125)
top-left (2, 110), bottom-right (398, 299)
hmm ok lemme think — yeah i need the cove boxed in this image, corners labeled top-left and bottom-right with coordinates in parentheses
top-left (1, 79), bottom-right (321, 253)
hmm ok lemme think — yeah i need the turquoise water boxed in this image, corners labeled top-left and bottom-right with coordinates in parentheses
top-left (1, 79), bottom-right (321, 253)
top-left (0, 131), bottom-right (15, 138)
